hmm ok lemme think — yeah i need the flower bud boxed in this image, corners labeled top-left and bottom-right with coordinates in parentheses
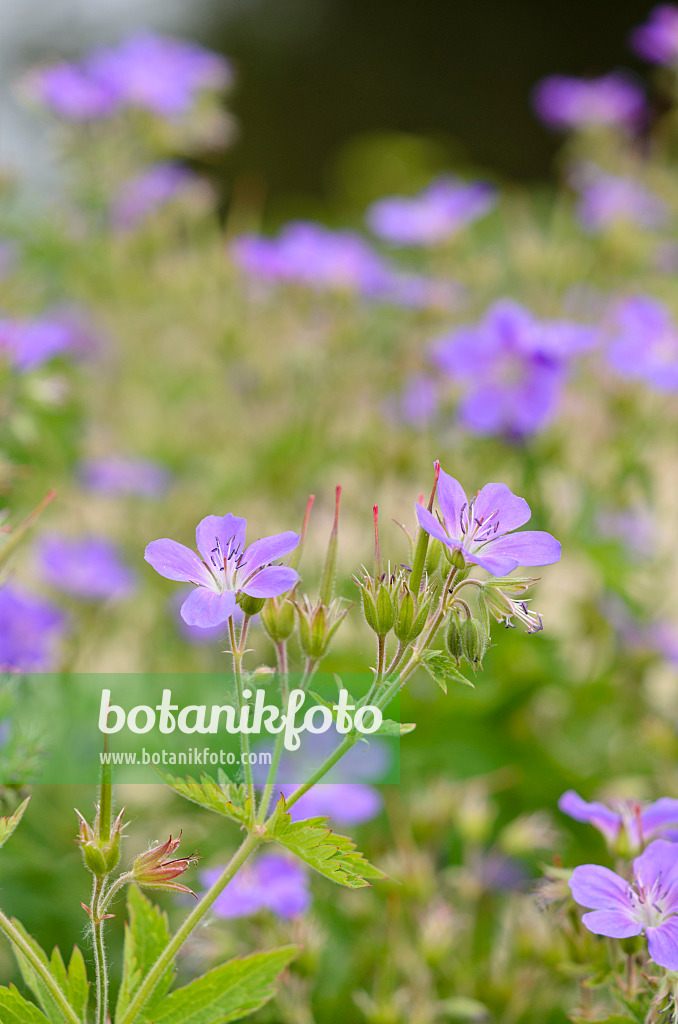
top-left (424, 537), bottom-right (442, 576)
top-left (238, 593), bottom-right (266, 617)
top-left (294, 594), bottom-right (348, 661)
top-left (446, 613), bottom-right (465, 665)
top-left (261, 595), bottom-right (295, 642)
top-left (442, 544), bottom-right (466, 570)
top-left (76, 806), bottom-right (125, 878)
top-left (395, 584), bottom-right (431, 645)
top-left (461, 618), bottom-right (489, 669)
top-left (133, 832), bottom-right (199, 897)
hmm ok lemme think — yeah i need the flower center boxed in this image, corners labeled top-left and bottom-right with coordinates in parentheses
top-left (630, 873), bottom-right (673, 928)
top-left (208, 534), bottom-right (244, 592)
top-left (458, 498), bottom-right (501, 548)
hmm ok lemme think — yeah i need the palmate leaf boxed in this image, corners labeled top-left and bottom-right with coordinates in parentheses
top-left (9, 921), bottom-right (86, 1024)
top-left (141, 946), bottom-right (298, 1024)
top-left (267, 798), bottom-right (386, 888)
top-left (420, 649), bottom-right (475, 694)
top-left (0, 985), bottom-right (50, 1024)
top-left (115, 885), bottom-right (174, 1022)
top-left (158, 770), bottom-right (252, 826)
top-left (0, 797), bottom-right (30, 850)
top-left (49, 946), bottom-right (89, 1021)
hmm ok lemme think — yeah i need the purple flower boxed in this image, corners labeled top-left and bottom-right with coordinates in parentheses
top-left (79, 457), bottom-right (170, 498)
top-left (0, 317), bottom-right (78, 372)
top-left (38, 535), bottom-right (136, 600)
top-left (29, 62), bottom-right (120, 120)
top-left (533, 73), bottom-right (645, 131)
top-left (607, 296), bottom-right (678, 391)
top-left (384, 374), bottom-right (440, 428)
top-left (596, 506), bottom-right (655, 559)
top-left (430, 299), bottom-right (596, 437)
top-left (571, 165), bottom-right (669, 233)
top-left (283, 784), bottom-right (382, 827)
top-left (630, 5), bottom-right (678, 65)
top-left (559, 791), bottom-right (678, 851)
top-left (415, 464), bottom-right (561, 576)
top-left (570, 840), bottom-right (678, 969)
top-left (231, 221), bottom-right (455, 308)
top-left (366, 176), bottom-right (497, 246)
top-left (111, 163), bottom-right (208, 232)
top-left (201, 853), bottom-right (310, 918)
top-left (145, 514), bottom-right (299, 628)
top-left (0, 584), bottom-right (66, 671)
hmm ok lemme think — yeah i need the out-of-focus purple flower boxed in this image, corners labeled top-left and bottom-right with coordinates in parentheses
top-left (631, 5), bottom-right (678, 65)
top-left (385, 374), bottom-right (440, 427)
top-left (571, 165), bottom-right (669, 233)
top-left (0, 584), bottom-right (66, 671)
top-left (0, 317), bottom-right (77, 372)
top-left (596, 507), bottom-right (655, 559)
top-left (202, 853), bottom-right (310, 918)
top-left (570, 840), bottom-right (678, 968)
top-left (607, 296), bottom-right (678, 391)
top-left (111, 163), bottom-right (208, 232)
top-left (284, 784), bottom-right (383, 827)
top-left (232, 221), bottom-right (456, 309)
top-left (30, 33), bottom-right (232, 121)
top-left (559, 791), bottom-right (678, 851)
top-left (430, 299), bottom-right (597, 437)
top-left (79, 457), bottom-right (170, 498)
top-left (476, 852), bottom-right (528, 892)
top-left (38, 535), bottom-right (136, 600)
top-left (533, 73), bottom-right (645, 131)
top-left (145, 514), bottom-right (299, 628)
top-left (415, 464), bottom-right (561, 576)
top-left (366, 176), bottom-right (497, 246)
top-left (648, 622), bottom-right (678, 665)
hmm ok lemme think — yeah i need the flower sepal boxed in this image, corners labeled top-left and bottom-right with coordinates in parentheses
top-left (133, 831), bottom-right (199, 898)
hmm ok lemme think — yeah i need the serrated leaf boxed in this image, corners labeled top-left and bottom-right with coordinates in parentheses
top-left (375, 719), bottom-right (416, 737)
top-left (49, 946), bottom-right (89, 1020)
top-left (142, 946), bottom-right (298, 1024)
top-left (0, 797), bottom-right (30, 850)
top-left (9, 920), bottom-right (64, 1024)
top-left (420, 650), bottom-right (475, 693)
top-left (267, 799), bottom-right (386, 888)
top-left (158, 770), bottom-right (252, 825)
top-left (116, 885), bottom-right (174, 1021)
top-left (0, 985), bottom-right (50, 1023)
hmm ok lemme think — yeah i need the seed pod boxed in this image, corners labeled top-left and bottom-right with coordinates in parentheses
top-left (424, 537), bottom-right (442, 576)
top-left (238, 593), bottom-right (266, 617)
top-left (446, 613), bottom-right (465, 665)
top-left (461, 618), bottom-right (489, 669)
top-left (374, 583), bottom-right (396, 635)
top-left (261, 595), bottom-right (295, 642)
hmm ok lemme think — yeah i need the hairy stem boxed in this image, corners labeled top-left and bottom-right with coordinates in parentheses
top-left (92, 875), bottom-right (109, 1024)
top-left (229, 614), bottom-right (255, 809)
top-left (0, 909), bottom-right (81, 1024)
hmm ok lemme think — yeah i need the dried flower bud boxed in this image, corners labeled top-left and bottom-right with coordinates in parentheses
top-left (133, 831), bottom-right (199, 897)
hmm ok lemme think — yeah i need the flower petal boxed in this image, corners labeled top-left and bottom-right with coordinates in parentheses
top-left (464, 549), bottom-right (521, 576)
top-left (196, 515), bottom-right (247, 566)
top-left (415, 503), bottom-right (452, 545)
top-left (180, 587), bottom-right (235, 627)
top-left (640, 799), bottom-right (678, 840)
top-left (145, 539), bottom-right (215, 588)
top-left (436, 468), bottom-right (467, 539)
top-left (569, 864), bottom-right (632, 911)
top-left (241, 531), bottom-right (300, 574)
top-left (646, 917), bottom-right (678, 970)
top-left (634, 839), bottom-right (678, 898)
top-left (241, 565), bottom-right (299, 598)
top-left (581, 909), bottom-right (643, 939)
top-left (477, 530), bottom-right (562, 568)
top-left (472, 483), bottom-right (531, 534)
top-left (558, 790), bottom-right (621, 842)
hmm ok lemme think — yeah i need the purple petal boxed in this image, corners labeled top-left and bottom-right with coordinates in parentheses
top-left (463, 549), bottom-right (524, 576)
top-left (581, 909), bottom-right (643, 939)
top-left (646, 917), bottom-right (678, 970)
top-left (473, 483), bottom-right (531, 534)
top-left (640, 799), bottom-right (678, 840)
top-left (569, 864), bottom-right (631, 911)
top-left (478, 530), bottom-right (562, 568)
top-left (180, 587), bottom-right (235, 627)
top-left (241, 565), bottom-right (299, 598)
top-left (287, 783), bottom-right (382, 826)
top-left (558, 790), bottom-right (621, 841)
top-left (634, 839), bottom-right (678, 898)
top-left (415, 503), bottom-right (454, 545)
top-left (145, 538), bottom-right (215, 588)
top-left (241, 531), bottom-right (300, 574)
top-left (436, 469), bottom-right (468, 537)
top-left (196, 514), bottom-right (247, 565)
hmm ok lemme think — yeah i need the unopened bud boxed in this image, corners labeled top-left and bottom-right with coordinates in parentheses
top-left (238, 593), bottom-right (266, 617)
top-left (424, 537), bottom-right (442, 576)
top-left (261, 595), bottom-right (295, 642)
top-left (298, 603), bottom-right (328, 659)
top-left (76, 807), bottom-right (125, 878)
top-left (446, 613), bottom-right (465, 665)
top-left (461, 618), bottom-right (489, 669)
top-left (442, 544), bottom-right (466, 570)
top-left (395, 584), bottom-right (430, 645)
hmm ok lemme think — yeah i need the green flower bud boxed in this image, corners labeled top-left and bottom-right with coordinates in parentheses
top-left (395, 584), bottom-right (431, 645)
top-left (361, 586), bottom-right (379, 633)
top-left (461, 618), bottom-right (489, 669)
top-left (375, 584), bottom-right (396, 635)
top-left (261, 595), bottom-right (295, 642)
top-left (446, 613), bottom-right (465, 665)
top-left (81, 842), bottom-right (108, 876)
top-left (238, 593), bottom-right (267, 617)
top-left (424, 537), bottom-right (442, 576)
top-left (442, 544), bottom-right (466, 570)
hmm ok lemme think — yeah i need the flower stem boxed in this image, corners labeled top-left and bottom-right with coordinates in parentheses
top-left (117, 832), bottom-right (262, 1024)
top-left (0, 909), bottom-right (81, 1024)
top-left (92, 875), bottom-right (109, 1024)
top-left (281, 735), bottom-right (356, 812)
top-left (229, 615), bottom-right (255, 810)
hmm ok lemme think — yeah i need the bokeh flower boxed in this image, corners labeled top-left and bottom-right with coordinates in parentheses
top-left (384, 374), bottom-right (440, 428)
top-left (366, 176), bottom-right (497, 246)
top-left (430, 299), bottom-right (596, 437)
top-left (0, 316), bottom-right (80, 372)
top-left (201, 853), bottom-right (310, 918)
top-left (630, 5), bottom-right (678, 65)
top-left (570, 840), bottom-right (678, 968)
top-left (0, 584), bottom-right (66, 671)
top-left (38, 535), bottom-right (136, 600)
top-left (111, 162), bottom-right (209, 232)
top-left (559, 791), bottom-right (678, 851)
top-left (145, 514), bottom-right (299, 628)
top-left (415, 465), bottom-right (561, 575)
top-left (607, 295), bottom-right (678, 390)
top-left (79, 457), bottom-right (170, 498)
top-left (532, 73), bottom-right (645, 131)
top-left (571, 165), bottom-right (669, 233)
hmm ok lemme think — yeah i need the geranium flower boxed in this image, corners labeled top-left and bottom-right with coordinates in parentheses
top-left (38, 535), bottom-right (136, 600)
top-left (366, 176), bottom-right (497, 246)
top-left (532, 73), bottom-right (645, 131)
top-left (0, 584), bottom-right (67, 672)
top-left (570, 840), bottom-right (678, 969)
top-left (607, 295), bottom-right (678, 391)
top-left (201, 853), bottom-right (310, 918)
top-left (630, 5), bottom-right (678, 65)
top-left (145, 514), bottom-right (299, 628)
top-left (79, 456), bottom-right (170, 498)
top-left (415, 465), bottom-right (561, 576)
top-left (571, 165), bottom-right (669, 233)
top-left (559, 791), bottom-right (678, 851)
top-left (111, 162), bottom-right (209, 232)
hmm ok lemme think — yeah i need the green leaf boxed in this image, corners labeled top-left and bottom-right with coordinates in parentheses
top-left (0, 985), bottom-right (50, 1024)
top-left (375, 719), bottom-right (416, 737)
top-left (9, 920), bottom-right (64, 1024)
top-left (158, 770), bottom-right (252, 826)
top-left (420, 650), bottom-right (475, 694)
top-left (0, 797), bottom-right (30, 850)
top-left (267, 799), bottom-right (386, 888)
top-left (116, 885), bottom-right (174, 1022)
top-left (49, 946), bottom-right (89, 1020)
top-left (143, 946), bottom-right (298, 1024)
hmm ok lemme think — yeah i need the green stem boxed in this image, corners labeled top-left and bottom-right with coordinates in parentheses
top-left (117, 832), bottom-right (262, 1024)
top-left (281, 735), bottom-right (356, 812)
top-left (256, 642), bottom-right (289, 825)
top-left (99, 872), bottom-right (132, 915)
top-left (363, 633), bottom-right (387, 708)
top-left (92, 875), bottom-right (109, 1024)
top-left (229, 615), bottom-right (255, 809)
top-left (408, 526), bottom-right (430, 597)
top-left (0, 909), bottom-right (81, 1024)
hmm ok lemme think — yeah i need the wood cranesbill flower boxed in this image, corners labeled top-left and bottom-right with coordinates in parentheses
top-left (366, 176), bottom-right (497, 247)
top-left (144, 514), bottom-right (299, 628)
top-left (559, 791), bottom-right (678, 852)
top-left (570, 840), bottom-right (678, 969)
top-left (532, 73), bottom-right (645, 131)
top-left (415, 465), bottom-right (561, 576)
top-left (630, 5), bottom-right (678, 65)
top-left (607, 295), bottom-right (678, 391)
top-left (201, 853), bottom-right (310, 918)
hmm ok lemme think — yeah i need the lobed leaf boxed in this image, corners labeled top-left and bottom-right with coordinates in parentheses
top-left (420, 650), bottom-right (475, 694)
top-left (0, 985), bottom-right (50, 1023)
top-left (158, 770), bottom-right (252, 826)
top-left (115, 884), bottom-right (174, 1021)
